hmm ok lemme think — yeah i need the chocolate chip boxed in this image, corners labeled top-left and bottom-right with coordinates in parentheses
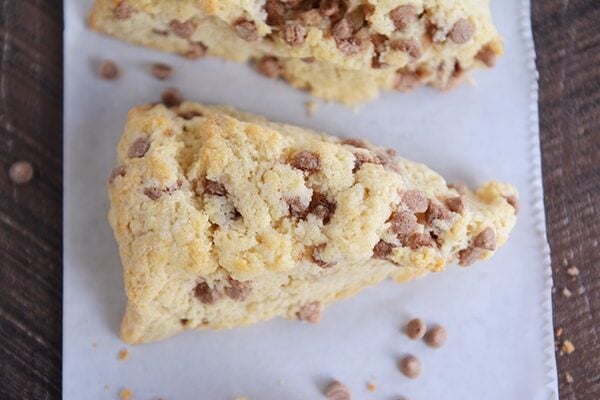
top-left (143, 186), bottom-right (162, 200)
top-left (473, 227), bottom-right (496, 250)
top-left (403, 232), bottom-right (435, 249)
top-left (425, 201), bottom-right (452, 224)
top-left (445, 196), bottom-right (464, 214)
top-left (265, 0), bottom-right (285, 26)
top-left (178, 110), bottom-right (203, 120)
top-left (204, 179), bottom-right (227, 196)
top-left (194, 281), bottom-right (220, 304)
top-left (300, 9), bottom-right (323, 26)
top-left (185, 42), bottom-right (208, 59)
top-left (424, 325), bottom-right (447, 348)
top-left (169, 19), bottom-right (196, 39)
top-left (406, 318), bottom-right (426, 340)
top-left (234, 20), bottom-right (259, 41)
top-left (309, 192), bottom-right (336, 224)
top-left (393, 38), bottom-right (423, 59)
top-left (458, 246), bottom-right (484, 266)
top-left (8, 161), bottom-right (34, 184)
top-left (108, 165), bottom-right (126, 184)
top-left (400, 190), bottom-right (429, 213)
top-left (224, 278), bottom-right (252, 301)
top-left (114, 1), bottom-right (135, 19)
top-left (127, 137), bottom-right (150, 158)
top-left (332, 17), bottom-right (353, 40)
top-left (505, 195), bottom-right (519, 213)
top-left (393, 70), bottom-right (420, 91)
top-left (319, 0), bottom-right (340, 17)
top-left (161, 87), bottom-right (182, 107)
top-left (287, 197), bottom-right (309, 219)
top-left (336, 37), bottom-right (364, 55)
top-left (399, 355), bottom-right (422, 379)
top-left (283, 21), bottom-right (306, 46)
top-left (291, 151), bottom-right (320, 173)
top-left (373, 240), bottom-right (394, 259)
top-left (326, 380), bottom-right (351, 400)
top-left (449, 18), bottom-right (475, 44)
top-left (256, 56), bottom-right (281, 78)
top-left (390, 211), bottom-right (418, 237)
top-left (311, 244), bottom-right (336, 268)
top-left (98, 60), bottom-right (120, 80)
top-left (296, 301), bottom-right (322, 322)
top-left (151, 63), bottom-right (173, 80)
top-left (390, 5), bottom-right (418, 30)
top-left (476, 44), bottom-right (497, 67)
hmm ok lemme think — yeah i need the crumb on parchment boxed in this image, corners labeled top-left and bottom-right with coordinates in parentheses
top-left (305, 100), bottom-right (318, 116)
top-left (119, 388), bottom-right (133, 400)
top-left (565, 372), bottom-right (574, 384)
top-left (118, 349), bottom-right (129, 361)
top-left (561, 340), bottom-right (575, 354)
top-left (366, 381), bottom-right (376, 392)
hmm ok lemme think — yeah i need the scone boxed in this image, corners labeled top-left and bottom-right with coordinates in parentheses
top-left (89, 0), bottom-right (502, 105)
top-left (108, 102), bottom-right (518, 344)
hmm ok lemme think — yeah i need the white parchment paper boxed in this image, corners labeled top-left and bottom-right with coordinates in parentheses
top-left (63, 1), bottom-right (558, 398)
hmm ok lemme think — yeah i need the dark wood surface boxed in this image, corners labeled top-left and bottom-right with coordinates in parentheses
top-left (0, 0), bottom-right (598, 399)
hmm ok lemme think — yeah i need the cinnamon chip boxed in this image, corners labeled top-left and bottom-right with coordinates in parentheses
top-left (476, 44), bottom-right (497, 67)
top-left (169, 19), bottom-right (196, 39)
top-left (373, 240), bottom-right (394, 259)
top-left (336, 37), bottom-right (364, 55)
top-left (332, 17), bottom-right (353, 41)
top-left (458, 246), bottom-right (484, 266)
top-left (352, 152), bottom-right (377, 172)
top-left (151, 63), bottom-right (173, 80)
top-left (341, 138), bottom-right (368, 148)
top-left (234, 20), bottom-right (259, 41)
top-left (473, 227), bottom-right (496, 250)
top-left (319, 0), bottom-right (340, 17)
top-left (390, 5), bottom-right (418, 30)
top-left (291, 151), bottom-right (320, 173)
top-left (393, 38), bottom-right (423, 59)
top-left (297, 301), bottom-right (322, 322)
top-left (108, 165), bottom-right (126, 184)
top-left (114, 2), bottom-right (135, 20)
top-left (449, 18), bottom-right (475, 44)
top-left (393, 70), bottom-right (420, 91)
top-left (390, 211), bottom-right (418, 236)
top-left (399, 355), bottom-right (421, 379)
top-left (194, 281), bottom-right (220, 304)
top-left (178, 110), bottom-right (203, 120)
top-left (143, 186), bottom-right (162, 200)
top-left (127, 137), bottom-right (150, 158)
top-left (256, 56), bottom-right (281, 78)
top-left (311, 244), bottom-right (336, 268)
top-left (98, 60), bottom-right (120, 80)
top-left (400, 190), bottom-right (429, 213)
top-left (425, 201), bottom-right (452, 224)
top-left (265, 0), bottom-right (285, 26)
top-left (326, 380), bottom-right (351, 400)
top-left (300, 9), bottom-right (323, 26)
top-left (185, 42), bottom-right (208, 59)
top-left (283, 21), bottom-right (306, 46)
top-left (445, 196), bottom-right (464, 213)
top-left (204, 179), bottom-right (227, 196)
top-left (405, 318), bottom-right (426, 340)
top-left (504, 195), bottom-right (519, 213)
top-left (404, 232), bottom-right (435, 249)
top-left (309, 192), bottom-right (336, 224)
top-left (224, 278), bottom-right (252, 301)
top-left (161, 87), bottom-right (183, 107)
top-left (424, 325), bottom-right (448, 348)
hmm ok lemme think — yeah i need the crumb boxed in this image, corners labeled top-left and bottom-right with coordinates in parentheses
top-left (555, 327), bottom-right (563, 338)
top-left (366, 381), bottom-right (376, 392)
top-left (104, 384), bottom-right (110, 391)
top-left (98, 60), bottom-right (120, 80)
top-left (8, 161), bottom-right (34, 184)
top-left (305, 100), bottom-right (318, 116)
top-left (577, 286), bottom-right (586, 295)
top-left (552, 287), bottom-right (556, 294)
top-left (562, 340), bottom-right (575, 354)
top-left (565, 372), bottom-right (574, 384)
top-left (562, 287), bottom-right (572, 298)
top-left (561, 258), bottom-right (568, 266)
top-left (119, 388), bottom-right (133, 400)
top-left (566, 266), bottom-right (579, 276)
top-left (118, 349), bottom-right (129, 361)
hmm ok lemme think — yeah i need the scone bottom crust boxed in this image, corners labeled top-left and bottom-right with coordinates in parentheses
top-left (108, 103), bottom-right (518, 344)
top-left (89, 0), bottom-right (503, 104)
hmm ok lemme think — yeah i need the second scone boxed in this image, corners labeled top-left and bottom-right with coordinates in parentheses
top-left (108, 102), bottom-right (518, 344)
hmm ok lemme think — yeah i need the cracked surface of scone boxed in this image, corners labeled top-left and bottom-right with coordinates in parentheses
top-left (89, 0), bottom-right (503, 104)
top-left (108, 102), bottom-right (518, 344)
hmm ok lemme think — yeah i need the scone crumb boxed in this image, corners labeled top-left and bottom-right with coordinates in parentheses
top-left (554, 327), bottom-right (563, 338)
top-left (326, 380), bottom-right (351, 400)
top-left (566, 266), bottom-right (580, 277)
top-left (366, 381), bottom-right (377, 392)
top-left (117, 349), bottom-right (129, 361)
top-left (565, 372), bottom-right (574, 384)
top-left (305, 100), bottom-right (318, 116)
top-left (119, 388), bottom-right (133, 400)
top-left (562, 287), bottom-right (572, 298)
top-left (561, 340), bottom-right (575, 354)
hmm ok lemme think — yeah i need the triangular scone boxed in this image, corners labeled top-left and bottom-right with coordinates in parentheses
top-left (108, 103), bottom-right (518, 344)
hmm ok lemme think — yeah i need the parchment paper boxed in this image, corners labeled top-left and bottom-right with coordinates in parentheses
top-left (63, 1), bottom-right (558, 398)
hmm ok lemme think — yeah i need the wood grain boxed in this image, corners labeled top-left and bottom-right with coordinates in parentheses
top-left (0, 0), bottom-right (598, 399)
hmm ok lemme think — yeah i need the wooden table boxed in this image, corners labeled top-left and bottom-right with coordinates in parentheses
top-left (0, 1), bottom-right (598, 399)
